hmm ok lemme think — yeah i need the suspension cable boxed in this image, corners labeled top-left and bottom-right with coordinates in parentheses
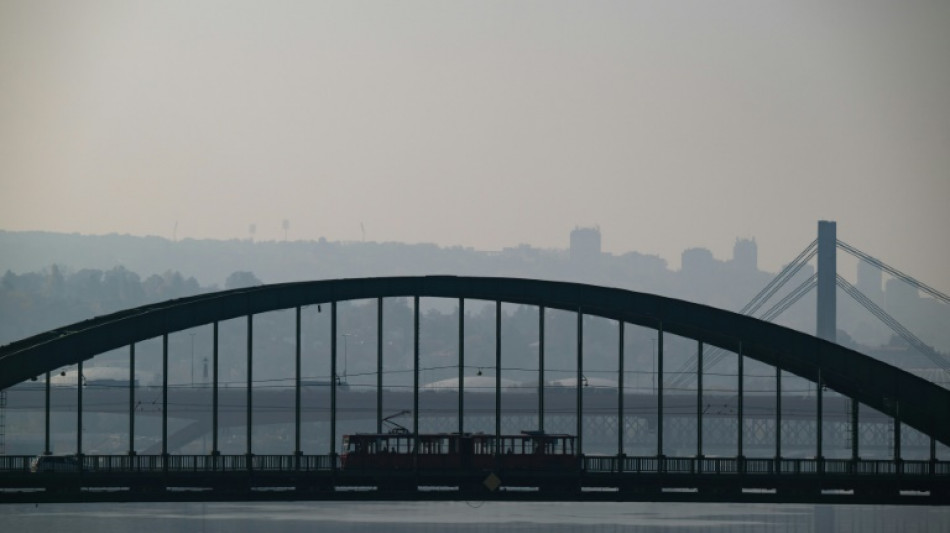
top-left (745, 248), bottom-right (817, 317)
top-left (667, 239), bottom-right (817, 386)
top-left (837, 240), bottom-right (950, 305)
top-left (836, 275), bottom-right (950, 372)
top-left (740, 239), bottom-right (817, 315)
top-left (668, 274), bottom-right (818, 390)
top-left (759, 275), bottom-right (818, 322)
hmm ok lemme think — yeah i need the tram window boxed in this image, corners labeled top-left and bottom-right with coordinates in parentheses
top-left (523, 439), bottom-right (534, 454)
top-left (421, 438), bottom-right (444, 454)
top-left (474, 437), bottom-right (493, 455)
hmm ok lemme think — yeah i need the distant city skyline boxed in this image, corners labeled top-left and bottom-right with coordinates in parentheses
top-left (1, 1), bottom-right (947, 290)
top-left (0, 224), bottom-right (932, 296)
top-left (3, 227), bottom-right (947, 355)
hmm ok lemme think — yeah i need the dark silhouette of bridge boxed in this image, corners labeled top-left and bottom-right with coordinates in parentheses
top-left (1, 272), bottom-right (949, 504)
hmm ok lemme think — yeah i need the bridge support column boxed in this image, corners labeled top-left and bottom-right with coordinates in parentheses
top-left (295, 306), bottom-right (301, 458)
top-left (737, 342), bottom-right (743, 464)
top-left (413, 297), bottom-right (419, 468)
top-left (457, 298), bottom-right (463, 435)
top-left (577, 309), bottom-right (583, 456)
top-left (697, 341), bottom-right (703, 459)
top-left (212, 321), bottom-right (219, 457)
top-left (380, 297), bottom-right (385, 435)
top-left (817, 367), bottom-right (823, 472)
top-left (247, 314), bottom-right (253, 460)
top-left (775, 366), bottom-right (782, 465)
top-left (331, 302), bottom-right (338, 466)
top-left (44, 370), bottom-right (50, 455)
top-left (496, 301), bottom-right (502, 450)
top-left (817, 220), bottom-right (837, 342)
top-left (77, 360), bottom-right (83, 458)
top-left (128, 343), bottom-right (135, 455)
top-left (931, 435), bottom-right (937, 476)
top-left (539, 306), bottom-right (545, 434)
top-left (851, 396), bottom-right (859, 462)
top-left (618, 320), bottom-right (625, 465)
top-left (657, 323), bottom-right (663, 459)
top-left (162, 333), bottom-right (168, 458)
top-left (894, 401), bottom-right (901, 463)
top-left (817, 221), bottom-right (835, 476)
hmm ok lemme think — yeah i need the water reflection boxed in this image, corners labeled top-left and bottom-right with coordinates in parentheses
top-left (1, 501), bottom-right (947, 532)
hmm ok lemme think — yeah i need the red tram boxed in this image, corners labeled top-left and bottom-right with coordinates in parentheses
top-left (341, 431), bottom-right (577, 471)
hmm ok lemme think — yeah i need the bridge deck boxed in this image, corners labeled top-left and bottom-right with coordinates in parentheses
top-left (2, 454), bottom-right (948, 505)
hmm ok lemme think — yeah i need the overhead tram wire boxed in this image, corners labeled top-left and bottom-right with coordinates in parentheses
top-left (837, 239), bottom-right (950, 306)
top-left (836, 274), bottom-right (950, 373)
top-left (667, 240), bottom-right (818, 388)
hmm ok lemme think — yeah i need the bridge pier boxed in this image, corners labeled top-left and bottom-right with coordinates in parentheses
top-left (816, 220), bottom-right (836, 342)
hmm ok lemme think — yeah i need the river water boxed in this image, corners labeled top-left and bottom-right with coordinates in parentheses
top-left (1, 501), bottom-right (948, 532)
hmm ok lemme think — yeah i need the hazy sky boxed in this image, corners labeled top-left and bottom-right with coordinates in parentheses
top-left (2, 1), bottom-right (948, 290)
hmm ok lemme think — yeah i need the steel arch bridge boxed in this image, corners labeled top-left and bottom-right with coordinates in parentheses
top-left (1, 276), bottom-right (949, 504)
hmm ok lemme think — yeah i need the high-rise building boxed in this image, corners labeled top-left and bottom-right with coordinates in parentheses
top-left (732, 238), bottom-right (757, 271)
top-left (681, 247), bottom-right (715, 273)
top-left (857, 259), bottom-right (884, 304)
top-left (570, 226), bottom-right (602, 261)
top-left (885, 277), bottom-right (919, 317)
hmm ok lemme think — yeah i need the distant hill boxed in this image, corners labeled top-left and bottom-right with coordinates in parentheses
top-left (3, 229), bottom-right (946, 358)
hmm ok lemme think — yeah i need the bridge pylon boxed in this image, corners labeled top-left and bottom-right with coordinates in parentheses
top-left (817, 220), bottom-right (837, 343)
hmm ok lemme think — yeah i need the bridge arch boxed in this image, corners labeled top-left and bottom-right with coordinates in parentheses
top-left (1, 276), bottom-right (948, 446)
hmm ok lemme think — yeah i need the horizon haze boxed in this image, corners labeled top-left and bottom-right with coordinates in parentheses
top-left (1, 1), bottom-right (948, 290)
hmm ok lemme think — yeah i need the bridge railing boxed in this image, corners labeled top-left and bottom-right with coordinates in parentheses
top-left (583, 456), bottom-right (949, 477)
top-left (0, 455), bottom-right (32, 472)
top-left (3, 454), bottom-right (947, 476)
top-left (4, 454), bottom-right (339, 473)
